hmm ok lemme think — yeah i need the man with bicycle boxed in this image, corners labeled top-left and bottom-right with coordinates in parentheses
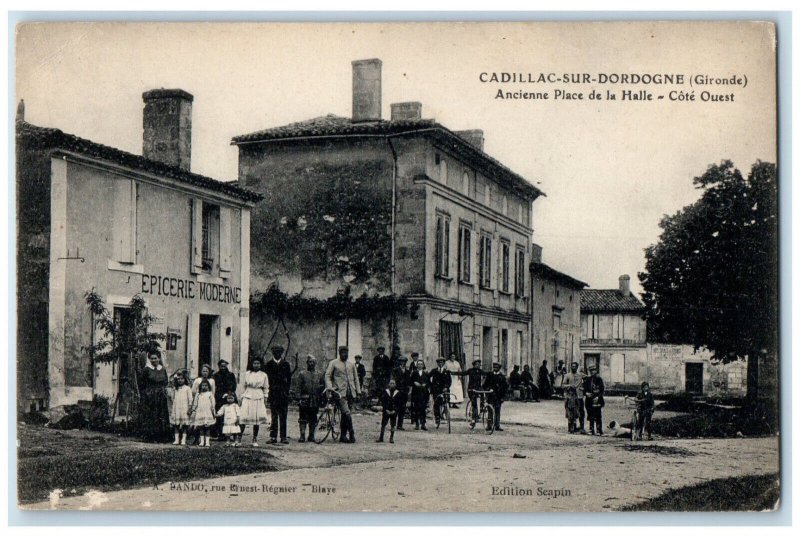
top-left (483, 362), bottom-right (509, 431)
top-left (429, 357), bottom-right (452, 427)
top-left (463, 358), bottom-right (488, 426)
top-left (324, 345), bottom-right (362, 443)
top-left (297, 354), bottom-right (324, 443)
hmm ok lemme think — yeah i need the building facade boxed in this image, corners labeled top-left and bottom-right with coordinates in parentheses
top-left (16, 90), bottom-right (261, 412)
top-left (580, 275), bottom-right (648, 390)
top-left (233, 59), bottom-right (544, 389)
top-left (529, 245), bottom-right (587, 372)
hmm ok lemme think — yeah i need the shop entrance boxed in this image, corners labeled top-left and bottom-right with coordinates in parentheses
top-left (198, 314), bottom-right (219, 375)
top-left (685, 363), bottom-right (704, 394)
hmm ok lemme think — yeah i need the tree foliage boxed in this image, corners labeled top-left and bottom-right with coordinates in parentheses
top-left (639, 160), bottom-right (778, 365)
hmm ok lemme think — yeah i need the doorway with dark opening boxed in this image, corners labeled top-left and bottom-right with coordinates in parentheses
top-left (198, 314), bottom-right (219, 376)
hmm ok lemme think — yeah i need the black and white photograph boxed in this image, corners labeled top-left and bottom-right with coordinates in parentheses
top-left (12, 20), bottom-right (781, 513)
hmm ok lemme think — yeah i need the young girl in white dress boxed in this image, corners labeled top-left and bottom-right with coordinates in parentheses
top-left (190, 379), bottom-right (216, 447)
top-left (239, 358), bottom-right (269, 446)
top-left (170, 370), bottom-right (192, 446)
top-left (216, 393), bottom-right (242, 446)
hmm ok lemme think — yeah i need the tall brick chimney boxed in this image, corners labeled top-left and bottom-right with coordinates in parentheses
top-left (390, 102), bottom-right (422, 121)
top-left (352, 59), bottom-right (382, 122)
top-left (455, 130), bottom-right (485, 151)
top-left (619, 274), bottom-right (631, 297)
top-left (531, 243), bottom-right (543, 264)
top-left (142, 89), bottom-right (193, 171)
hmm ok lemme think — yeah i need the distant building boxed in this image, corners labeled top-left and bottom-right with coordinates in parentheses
top-left (580, 275), bottom-right (649, 390)
top-left (580, 276), bottom-right (747, 396)
top-left (232, 59), bottom-right (544, 385)
top-left (529, 244), bottom-right (587, 372)
top-left (16, 90), bottom-right (261, 412)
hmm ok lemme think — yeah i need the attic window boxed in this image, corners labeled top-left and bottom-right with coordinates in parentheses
top-left (435, 153), bottom-right (441, 165)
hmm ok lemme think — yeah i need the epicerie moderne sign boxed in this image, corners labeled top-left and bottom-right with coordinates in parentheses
top-left (141, 273), bottom-right (242, 304)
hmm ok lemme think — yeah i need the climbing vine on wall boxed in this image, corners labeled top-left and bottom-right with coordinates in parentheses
top-left (250, 285), bottom-right (418, 322)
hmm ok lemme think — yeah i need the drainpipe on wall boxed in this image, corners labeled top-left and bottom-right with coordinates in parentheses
top-left (386, 135), bottom-right (399, 352)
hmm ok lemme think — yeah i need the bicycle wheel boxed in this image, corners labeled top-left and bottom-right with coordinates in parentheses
top-left (330, 404), bottom-right (341, 441)
top-left (483, 404), bottom-right (495, 435)
top-left (435, 397), bottom-right (444, 429)
top-left (467, 399), bottom-right (477, 429)
top-left (444, 400), bottom-right (451, 434)
top-left (315, 408), bottom-right (331, 444)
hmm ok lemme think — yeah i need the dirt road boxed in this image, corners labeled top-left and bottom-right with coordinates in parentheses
top-left (26, 398), bottom-right (779, 512)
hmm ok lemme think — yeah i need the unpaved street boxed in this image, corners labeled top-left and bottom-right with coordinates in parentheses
top-left (27, 398), bottom-right (779, 512)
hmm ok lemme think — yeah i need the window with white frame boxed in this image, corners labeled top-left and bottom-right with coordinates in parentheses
top-left (479, 232), bottom-right (492, 289)
top-left (435, 212), bottom-right (451, 277)
top-left (461, 171), bottom-right (470, 196)
top-left (458, 222), bottom-right (472, 283)
top-left (514, 247), bottom-right (525, 297)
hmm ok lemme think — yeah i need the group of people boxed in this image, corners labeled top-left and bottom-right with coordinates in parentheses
top-left (137, 345), bottom-right (657, 447)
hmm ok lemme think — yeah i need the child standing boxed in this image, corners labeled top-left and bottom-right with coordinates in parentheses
top-left (564, 386), bottom-right (579, 433)
top-left (190, 379), bottom-right (216, 447)
top-left (216, 393), bottom-right (242, 446)
top-left (240, 358), bottom-right (270, 446)
top-left (377, 378), bottom-right (402, 443)
top-left (170, 370), bottom-right (192, 445)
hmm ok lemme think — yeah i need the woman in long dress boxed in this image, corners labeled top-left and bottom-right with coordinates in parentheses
top-left (444, 353), bottom-right (464, 406)
top-left (138, 351), bottom-right (171, 441)
top-left (239, 357), bottom-right (269, 446)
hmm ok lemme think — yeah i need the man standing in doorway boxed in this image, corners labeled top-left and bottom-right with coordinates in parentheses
top-left (265, 345), bottom-right (294, 444)
top-left (325, 345), bottom-right (362, 443)
top-left (563, 361), bottom-right (586, 434)
top-left (372, 346), bottom-right (391, 398)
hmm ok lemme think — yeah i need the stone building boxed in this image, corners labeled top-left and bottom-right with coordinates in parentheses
top-left (233, 59), bottom-right (544, 389)
top-left (580, 276), bottom-right (747, 396)
top-left (529, 244), bottom-right (587, 372)
top-left (16, 90), bottom-right (261, 412)
top-left (580, 275), bottom-right (649, 390)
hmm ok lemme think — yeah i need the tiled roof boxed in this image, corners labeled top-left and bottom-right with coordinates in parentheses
top-left (231, 114), bottom-right (545, 200)
top-left (17, 120), bottom-right (262, 204)
top-left (580, 289), bottom-right (645, 313)
top-left (530, 262), bottom-right (587, 289)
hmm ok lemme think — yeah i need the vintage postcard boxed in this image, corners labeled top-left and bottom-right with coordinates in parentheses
top-left (14, 21), bottom-right (779, 513)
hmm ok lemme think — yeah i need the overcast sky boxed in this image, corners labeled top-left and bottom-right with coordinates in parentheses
top-left (15, 21), bottom-right (776, 295)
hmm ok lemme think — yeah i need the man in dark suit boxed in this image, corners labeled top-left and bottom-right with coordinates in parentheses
top-left (409, 355), bottom-right (430, 430)
top-left (372, 346), bottom-right (391, 397)
top-left (264, 345), bottom-right (295, 444)
top-left (391, 355), bottom-right (410, 430)
top-left (212, 359), bottom-right (237, 438)
top-left (483, 362), bottom-right (509, 431)
top-left (428, 357), bottom-right (452, 426)
top-left (584, 367), bottom-right (606, 435)
top-left (354, 355), bottom-right (367, 407)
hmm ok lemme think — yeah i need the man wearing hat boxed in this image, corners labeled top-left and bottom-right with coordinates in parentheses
top-left (429, 357), bottom-right (452, 426)
top-left (264, 345), bottom-right (295, 444)
top-left (583, 366), bottom-right (606, 435)
top-left (482, 362), bottom-right (509, 431)
top-left (391, 355), bottom-right (411, 430)
top-left (563, 362), bottom-right (586, 433)
top-left (372, 345), bottom-right (391, 398)
top-left (324, 345), bottom-right (362, 443)
top-left (409, 353), bottom-right (430, 430)
top-left (461, 358), bottom-right (488, 425)
top-left (297, 354), bottom-right (324, 443)
top-left (212, 359), bottom-right (237, 438)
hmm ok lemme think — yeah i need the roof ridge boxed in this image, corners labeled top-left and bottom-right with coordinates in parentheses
top-left (17, 120), bottom-right (262, 203)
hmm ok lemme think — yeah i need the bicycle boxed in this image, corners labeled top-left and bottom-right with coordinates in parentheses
top-left (433, 388), bottom-right (452, 433)
top-left (314, 389), bottom-right (341, 444)
top-left (466, 390), bottom-right (495, 435)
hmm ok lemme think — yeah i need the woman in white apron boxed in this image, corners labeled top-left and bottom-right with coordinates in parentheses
top-left (444, 353), bottom-right (464, 406)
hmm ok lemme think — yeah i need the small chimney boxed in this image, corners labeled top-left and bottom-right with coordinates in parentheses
top-left (531, 243), bottom-right (543, 264)
top-left (142, 88), bottom-right (193, 171)
top-left (619, 274), bottom-right (631, 297)
top-left (16, 99), bottom-right (25, 122)
top-left (455, 129), bottom-right (484, 151)
top-left (352, 59), bottom-right (382, 122)
top-left (390, 102), bottom-right (422, 121)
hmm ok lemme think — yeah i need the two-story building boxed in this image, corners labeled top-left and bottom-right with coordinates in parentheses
top-left (16, 90), bottom-right (261, 412)
top-left (233, 59), bottom-right (544, 386)
top-left (580, 275), bottom-right (648, 390)
top-left (529, 244), bottom-right (587, 372)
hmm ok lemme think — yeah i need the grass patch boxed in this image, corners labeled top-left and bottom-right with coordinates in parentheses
top-left (647, 396), bottom-right (778, 438)
top-left (17, 424), bottom-right (278, 504)
top-left (621, 473), bottom-right (780, 511)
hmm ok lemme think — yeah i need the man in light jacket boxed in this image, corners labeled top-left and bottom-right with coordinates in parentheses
top-left (324, 345), bottom-right (362, 443)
